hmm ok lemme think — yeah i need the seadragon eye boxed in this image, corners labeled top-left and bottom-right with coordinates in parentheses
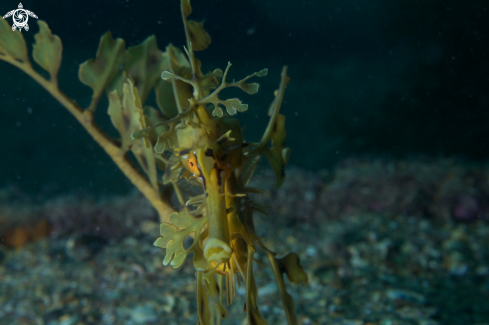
top-left (183, 154), bottom-right (200, 175)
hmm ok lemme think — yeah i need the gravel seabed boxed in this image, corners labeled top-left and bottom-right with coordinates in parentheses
top-left (1, 160), bottom-right (489, 325)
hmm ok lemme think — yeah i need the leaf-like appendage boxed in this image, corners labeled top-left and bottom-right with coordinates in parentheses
top-left (181, 0), bottom-right (192, 18)
top-left (142, 105), bottom-right (168, 145)
top-left (203, 273), bottom-right (228, 318)
top-left (255, 66), bottom-right (290, 189)
top-left (221, 98), bottom-right (248, 115)
top-left (170, 209), bottom-right (193, 229)
top-left (239, 82), bottom-right (259, 95)
top-left (266, 251), bottom-right (308, 325)
top-left (212, 68), bottom-right (223, 78)
top-left (188, 228), bottom-right (208, 271)
top-left (263, 114), bottom-right (289, 189)
top-left (161, 71), bottom-right (179, 80)
top-left (154, 79), bottom-right (179, 119)
top-left (156, 224), bottom-right (186, 266)
top-left (0, 18), bottom-right (28, 62)
top-left (277, 252), bottom-right (308, 285)
top-left (161, 155), bottom-right (181, 185)
top-left (109, 36), bottom-right (167, 104)
top-left (155, 129), bottom-right (178, 154)
top-left (211, 105), bottom-right (223, 117)
top-left (197, 64), bottom-right (221, 98)
top-left (157, 45), bottom-right (194, 114)
top-left (237, 155), bottom-right (261, 187)
top-left (246, 248), bottom-right (268, 325)
top-left (108, 79), bottom-right (159, 190)
top-left (79, 32), bottom-right (126, 110)
top-left (267, 67), bottom-right (290, 116)
top-left (197, 272), bottom-right (211, 324)
top-left (236, 68), bottom-right (267, 94)
top-left (187, 20), bottom-right (211, 51)
top-left (141, 105), bottom-right (170, 172)
top-left (198, 64), bottom-right (267, 117)
top-left (33, 21), bottom-right (62, 81)
top-left (228, 210), bottom-right (255, 249)
top-left (154, 209), bottom-right (207, 269)
top-left (108, 84), bottom-right (137, 150)
top-left (255, 68), bottom-right (268, 77)
top-left (167, 44), bottom-right (192, 76)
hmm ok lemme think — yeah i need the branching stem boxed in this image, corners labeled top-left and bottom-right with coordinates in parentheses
top-left (0, 54), bottom-right (175, 223)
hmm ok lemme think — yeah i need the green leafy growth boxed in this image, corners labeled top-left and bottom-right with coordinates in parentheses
top-left (263, 114), bottom-right (290, 189)
top-left (131, 103), bottom-right (201, 153)
top-left (154, 208), bottom-right (208, 269)
top-left (258, 66), bottom-right (290, 189)
top-left (227, 209), bottom-right (255, 249)
top-left (161, 61), bottom-right (267, 116)
top-left (79, 31), bottom-right (183, 119)
top-left (202, 272), bottom-right (227, 318)
top-left (187, 20), bottom-right (211, 51)
top-left (246, 248), bottom-right (268, 325)
top-left (195, 63), bottom-right (221, 98)
top-left (142, 105), bottom-right (168, 145)
top-left (33, 21), bottom-right (62, 82)
top-left (162, 156), bottom-right (182, 185)
top-left (266, 252), bottom-right (308, 325)
top-left (108, 79), bottom-right (159, 190)
top-left (277, 253), bottom-right (308, 285)
top-left (157, 44), bottom-right (193, 115)
top-left (199, 63), bottom-right (267, 116)
top-left (0, 18), bottom-right (28, 62)
top-left (237, 155), bottom-right (262, 188)
top-left (129, 102), bottom-right (196, 141)
top-left (142, 105), bottom-right (170, 173)
top-left (181, 0), bottom-right (192, 18)
top-left (108, 36), bottom-right (168, 105)
top-left (79, 32), bottom-right (126, 111)
top-left (108, 80), bottom-right (140, 149)
top-left (154, 78), bottom-right (180, 118)
top-left (154, 126), bottom-right (178, 154)
top-left (197, 271), bottom-right (211, 324)
top-left (181, 0), bottom-right (211, 52)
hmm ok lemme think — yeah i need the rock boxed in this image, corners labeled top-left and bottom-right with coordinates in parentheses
top-left (130, 303), bottom-right (158, 324)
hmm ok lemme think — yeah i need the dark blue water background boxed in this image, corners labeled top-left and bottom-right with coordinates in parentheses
top-left (0, 0), bottom-right (487, 196)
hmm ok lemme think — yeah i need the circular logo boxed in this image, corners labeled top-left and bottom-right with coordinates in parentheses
top-left (13, 9), bottom-right (28, 28)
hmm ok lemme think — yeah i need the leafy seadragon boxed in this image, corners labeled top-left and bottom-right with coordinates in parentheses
top-left (0, 0), bottom-right (307, 324)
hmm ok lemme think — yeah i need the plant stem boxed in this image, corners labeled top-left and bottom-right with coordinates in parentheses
top-left (1, 55), bottom-right (175, 223)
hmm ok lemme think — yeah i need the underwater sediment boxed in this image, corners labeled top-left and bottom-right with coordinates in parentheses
top-left (1, 159), bottom-right (488, 324)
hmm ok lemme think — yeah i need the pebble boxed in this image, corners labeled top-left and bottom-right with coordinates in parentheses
top-left (130, 304), bottom-right (158, 324)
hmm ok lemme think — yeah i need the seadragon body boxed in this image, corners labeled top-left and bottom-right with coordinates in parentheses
top-left (0, 0), bottom-right (307, 324)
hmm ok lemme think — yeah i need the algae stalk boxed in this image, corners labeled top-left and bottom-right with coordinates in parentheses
top-left (0, 19), bottom-right (176, 223)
